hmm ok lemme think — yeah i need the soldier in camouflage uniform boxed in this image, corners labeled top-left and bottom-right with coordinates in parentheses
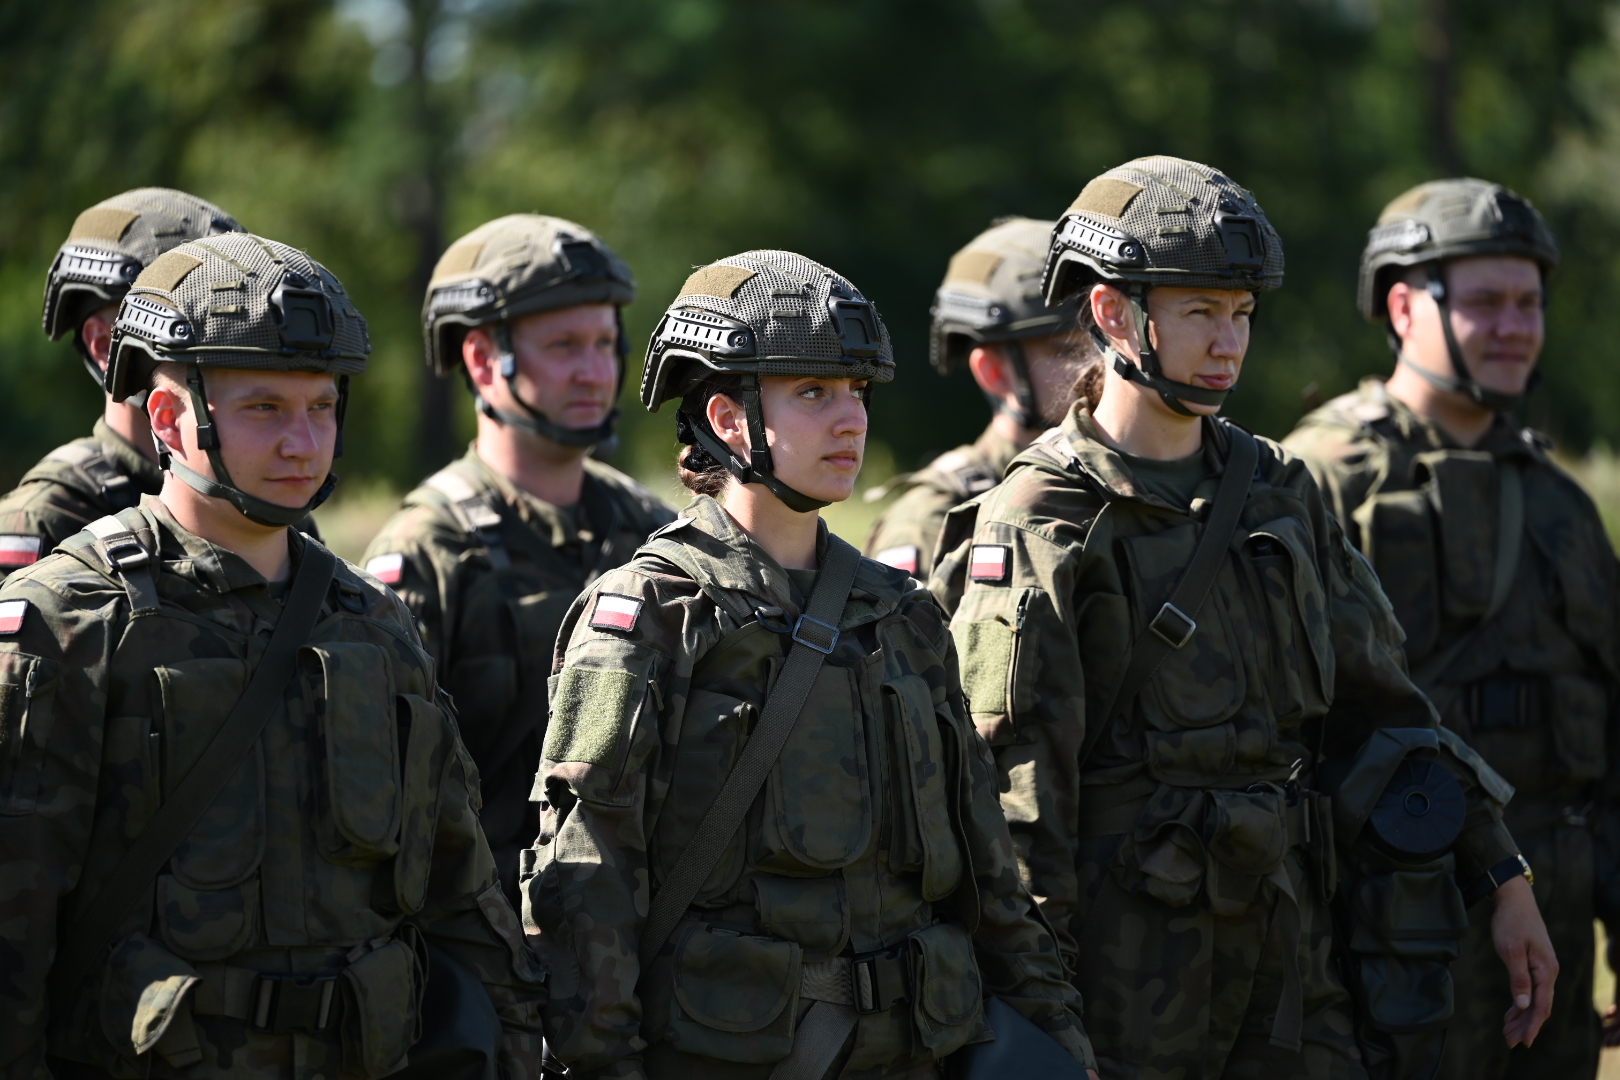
top-left (0, 233), bottom-right (544, 1080)
top-left (933, 157), bottom-right (1555, 1078)
top-left (864, 218), bottom-right (1086, 576)
top-left (0, 189), bottom-right (246, 581)
top-left (524, 251), bottom-right (1094, 1079)
top-left (1285, 179), bottom-right (1614, 1080)
top-left (362, 215), bottom-right (674, 909)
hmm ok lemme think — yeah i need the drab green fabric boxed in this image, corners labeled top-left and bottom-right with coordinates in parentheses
top-left (958, 619), bottom-right (1013, 713)
top-left (545, 667), bottom-right (638, 765)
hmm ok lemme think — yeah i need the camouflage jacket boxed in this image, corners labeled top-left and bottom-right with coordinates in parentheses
top-left (361, 447), bottom-right (673, 904)
top-left (1285, 379), bottom-right (1620, 849)
top-left (863, 425), bottom-right (1022, 576)
top-left (524, 494), bottom-right (1091, 1078)
top-left (931, 405), bottom-right (1519, 966)
top-left (0, 498), bottom-right (544, 1080)
top-left (0, 419), bottom-right (164, 580)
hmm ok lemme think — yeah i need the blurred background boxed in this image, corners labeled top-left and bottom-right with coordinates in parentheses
top-left (7, 0), bottom-right (1620, 552)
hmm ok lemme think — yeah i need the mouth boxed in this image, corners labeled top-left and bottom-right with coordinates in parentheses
top-left (822, 451), bottom-right (861, 471)
top-left (1193, 372), bottom-right (1236, 390)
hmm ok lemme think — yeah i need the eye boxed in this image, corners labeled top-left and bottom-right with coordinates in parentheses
top-left (853, 383), bottom-right (872, 402)
top-left (799, 383), bottom-right (825, 400)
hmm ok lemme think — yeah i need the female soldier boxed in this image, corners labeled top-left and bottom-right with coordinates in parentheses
top-left (523, 250), bottom-right (1093, 1080)
top-left (935, 157), bottom-right (1555, 1079)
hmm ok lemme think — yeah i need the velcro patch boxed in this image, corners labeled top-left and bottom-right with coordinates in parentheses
top-left (544, 667), bottom-right (638, 765)
top-left (0, 600), bottom-right (28, 635)
top-left (589, 593), bottom-right (643, 632)
top-left (875, 545), bottom-right (919, 575)
top-left (0, 536), bottom-right (42, 568)
top-left (968, 544), bottom-right (1010, 583)
top-left (365, 552), bottom-right (405, 585)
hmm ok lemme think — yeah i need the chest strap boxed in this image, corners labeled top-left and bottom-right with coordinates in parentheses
top-left (85, 512), bottom-right (162, 613)
top-left (426, 469), bottom-right (511, 570)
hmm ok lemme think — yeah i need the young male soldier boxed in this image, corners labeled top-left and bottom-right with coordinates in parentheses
top-left (1285, 179), bottom-right (1616, 1080)
top-left (363, 214), bottom-right (674, 907)
top-left (0, 189), bottom-right (244, 581)
top-left (863, 217), bottom-right (1084, 575)
top-left (0, 233), bottom-right (545, 1080)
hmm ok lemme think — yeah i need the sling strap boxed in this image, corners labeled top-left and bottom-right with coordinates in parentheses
top-left (49, 538), bottom-right (338, 1004)
top-left (1086, 424), bottom-right (1259, 763)
top-left (637, 533), bottom-right (862, 969)
top-left (426, 467), bottom-right (511, 570)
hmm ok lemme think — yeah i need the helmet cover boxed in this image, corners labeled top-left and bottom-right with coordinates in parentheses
top-left (930, 217), bottom-right (1080, 375)
top-left (422, 213), bottom-right (635, 375)
top-left (1357, 178), bottom-right (1559, 320)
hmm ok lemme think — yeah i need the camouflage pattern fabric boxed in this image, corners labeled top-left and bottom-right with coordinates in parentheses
top-left (932, 405), bottom-right (1519, 1079)
top-left (863, 426), bottom-right (1021, 577)
top-left (1286, 377), bottom-right (1620, 1080)
top-left (0, 419), bottom-right (163, 582)
top-left (523, 494), bottom-right (1091, 1079)
top-left (0, 497), bottom-right (545, 1080)
top-left (363, 446), bottom-right (673, 910)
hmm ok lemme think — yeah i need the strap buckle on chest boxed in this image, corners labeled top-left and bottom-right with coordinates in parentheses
top-left (791, 614), bottom-right (840, 654)
top-left (251, 973), bottom-right (338, 1034)
top-left (1149, 602), bottom-right (1197, 649)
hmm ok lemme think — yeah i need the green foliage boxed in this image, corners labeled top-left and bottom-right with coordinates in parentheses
top-left (3, 0), bottom-right (1618, 495)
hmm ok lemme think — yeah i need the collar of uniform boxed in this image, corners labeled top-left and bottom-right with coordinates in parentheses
top-left (93, 417), bottom-right (165, 495)
top-left (1056, 405), bottom-right (1229, 515)
top-left (460, 445), bottom-right (589, 548)
top-left (138, 495), bottom-right (308, 609)
top-left (1374, 385), bottom-right (1534, 460)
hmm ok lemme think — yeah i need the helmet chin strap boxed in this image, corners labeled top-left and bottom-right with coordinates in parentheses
top-left (987, 339), bottom-right (1043, 429)
top-left (160, 367), bottom-right (340, 529)
top-left (473, 321), bottom-right (621, 449)
top-left (1089, 283), bottom-right (1233, 417)
top-left (1392, 268), bottom-right (1527, 413)
top-left (678, 374), bottom-right (831, 514)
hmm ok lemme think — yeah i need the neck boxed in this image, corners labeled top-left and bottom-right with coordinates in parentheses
top-left (987, 410), bottom-right (1042, 451)
top-left (159, 474), bottom-right (293, 581)
top-left (720, 481), bottom-right (820, 570)
top-left (102, 397), bottom-right (161, 463)
top-left (474, 415), bottom-right (589, 507)
top-left (1088, 377), bottom-right (1204, 460)
top-left (1385, 356), bottom-right (1497, 448)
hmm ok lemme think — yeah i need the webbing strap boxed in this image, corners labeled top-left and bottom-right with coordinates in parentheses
top-left (86, 514), bottom-right (161, 613)
top-left (1084, 426), bottom-right (1258, 766)
top-left (768, 1000), bottom-right (858, 1080)
top-left (426, 468), bottom-right (511, 570)
top-left (49, 541), bottom-right (337, 1003)
top-left (637, 535), bottom-right (862, 968)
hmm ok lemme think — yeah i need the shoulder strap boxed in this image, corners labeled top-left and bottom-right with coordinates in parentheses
top-left (1410, 458), bottom-right (1523, 688)
top-left (40, 442), bottom-right (141, 511)
top-left (48, 541), bottom-right (337, 1003)
top-left (637, 535), bottom-right (862, 967)
top-left (425, 468), bottom-right (511, 570)
top-left (640, 533), bottom-right (762, 628)
top-left (84, 511), bottom-right (163, 612)
top-left (1083, 426), bottom-right (1259, 767)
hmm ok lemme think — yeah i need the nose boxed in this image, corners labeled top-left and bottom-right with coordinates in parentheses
top-left (1212, 312), bottom-right (1248, 359)
top-left (831, 384), bottom-right (869, 439)
top-left (1496, 298), bottom-right (1543, 342)
top-left (579, 342), bottom-right (619, 388)
top-left (281, 402), bottom-right (324, 461)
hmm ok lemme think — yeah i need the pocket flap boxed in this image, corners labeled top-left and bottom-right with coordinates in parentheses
top-left (99, 931), bottom-right (200, 1057)
top-left (673, 923), bottom-right (801, 1034)
top-left (304, 642), bottom-right (401, 861)
top-left (1204, 788), bottom-right (1287, 877)
top-left (909, 922), bottom-right (982, 1029)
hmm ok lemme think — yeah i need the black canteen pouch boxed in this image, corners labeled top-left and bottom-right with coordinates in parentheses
top-left (1318, 727), bottom-right (1475, 1080)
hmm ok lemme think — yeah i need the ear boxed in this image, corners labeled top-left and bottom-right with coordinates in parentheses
top-left (1091, 283), bottom-right (1139, 358)
top-left (81, 309), bottom-right (117, 374)
top-left (1387, 281), bottom-right (1418, 345)
top-left (967, 344), bottom-right (1014, 399)
top-left (463, 327), bottom-right (501, 388)
top-left (147, 383), bottom-right (188, 458)
top-left (706, 391), bottom-right (751, 456)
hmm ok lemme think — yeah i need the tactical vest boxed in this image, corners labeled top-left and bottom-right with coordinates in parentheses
top-left (593, 533), bottom-right (988, 1064)
top-left (26, 438), bottom-right (149, 512)
top-left (42, 509), bottom-right (483, 1078)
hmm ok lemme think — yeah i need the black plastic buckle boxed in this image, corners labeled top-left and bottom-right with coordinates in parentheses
top-left (791, 614), bottom-right (840, 654)
top-left (103, 536), bottom-right (150, 573)
top-left (252, 973), bottom-right (338, 1034)
top-left (1149, 602), bottom-right (1196, 649)
top-left (851, 945), bottom-right (909, 1015)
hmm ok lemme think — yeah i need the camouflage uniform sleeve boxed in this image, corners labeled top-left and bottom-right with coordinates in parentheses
top-left (525, 566), bottom-right (692, 1080)
top-left (0, 566), bottom-right (118, 1080)
top-left (910, 594), bottom-right (1096, 1069)
top-left (360, 503), bottom-right (460, 668)
top-left (0, 482), bottom-right (98, 585)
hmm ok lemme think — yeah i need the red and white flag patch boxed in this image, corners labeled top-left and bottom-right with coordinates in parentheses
top-left (874, 545), bottom-right (919, 575)
top-left (589, 593), bottom-right (643, 632)
top-left (0, 535), bottom-right (42, 569)
top-left (0, 600), bottom-right (28, 635)
top-left (365, 553), bottom-right (404, 585)
top-left (968, 544), bottom-right (1010, 583)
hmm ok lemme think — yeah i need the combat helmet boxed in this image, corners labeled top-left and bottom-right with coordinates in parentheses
top-left (43, 188), bottom-right (245, 390)
top-left (641, 250), bottom-right (895, 512)
top-left (422, 214), bottom-right (636, 449)
top-left (1358, 178), bottom-right (1559, 411)
top-left (1042, 155), bottom-right (1285, 415)
top-left (931, 217), bottom-right (1081, 428)
top-left (107, 232), bottom-right (370, 527)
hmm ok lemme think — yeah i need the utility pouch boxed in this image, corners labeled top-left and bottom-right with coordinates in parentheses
top-left (1203, 787), bottom-right (1288, 917)
top-left (341, 928), bottom-right (428, 1079)
top-left (907, 921), bottom-right (985, 1057)
top-left (99, 932), bottom-right (202, 1068)
top-left (666, 921), bottom-right (802, 1064)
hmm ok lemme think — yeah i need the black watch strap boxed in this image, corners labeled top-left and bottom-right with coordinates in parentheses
top-left (1462, 853), bottom-right (1533, 908)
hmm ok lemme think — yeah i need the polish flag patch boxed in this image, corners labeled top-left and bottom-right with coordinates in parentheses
top-left (0, 600), bottom-right (28, 635)
top-left (968, 544), bottom-right (1010, 583)
top-left (875, 545), bottom-right (919, 575)
top-left (0, 535), bottom-right (42, 569)
top-left (365, 553), bottom-right (405, 585)
top-left (589, 593), bottom-right (643, 632)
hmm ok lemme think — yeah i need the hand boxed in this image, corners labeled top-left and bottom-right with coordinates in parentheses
top-left (1604, 1003), bottom-right (1620, 1047)
top-left (1088, 1071), bottom-right (1100, 1080)
top-left (1490, 874), bottom-right (1557, 1047)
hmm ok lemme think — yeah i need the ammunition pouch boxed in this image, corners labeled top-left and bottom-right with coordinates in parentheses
top-left (1321, 727), bottom-right (1476, 1080)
